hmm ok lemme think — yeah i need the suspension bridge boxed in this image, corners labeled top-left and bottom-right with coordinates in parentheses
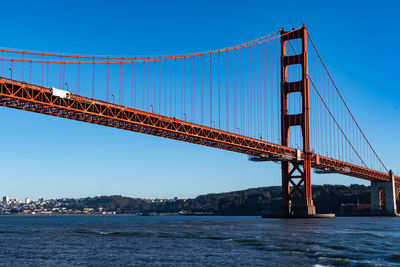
top-left (0, 25), bottom-right (396, 216)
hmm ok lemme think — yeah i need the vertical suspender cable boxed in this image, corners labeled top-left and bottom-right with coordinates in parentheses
top-left (265, 42), bottom-right (268, 141)
top-left (131, 62), bottom-right (134, 107)
top-left (210, 54), bottom-right (213, 127)
top-left (154, 62), bottom-right (156, 111)
top-left (59, 57), bottom-right (62, 93)
top-left (170, 60), bottom-right (173, 116)
top-left (234, 49), bottom-right (237, 133)
top-left (226, 51), bottom-right (229, 131)
top-left (22, 53), bottom-right (24, 81)
top-left (193, 57), bottom-right (195, 122)
top-left (201, 55), bottom-right (204, 125)
top-left (190, 58), bottom-right (192, 121)
top-left (46, 62), bottom-right (49, 87)
top-left (159, 61), bottom-right (161, 114)
top-left (242, 47), bottom-right (244, 135)
top-left (29, 61), bottom-right (32, 84)
top-left (146, 62), bottom-right (150, 111)
top-left (119, 62), bottom-right (122, 104)
top-left (107, 61), bottom-right (109, 102)
top-left (181, 60), bottom-right (183, 118)
top-left (143, 62), bottom-right (145, 109)
top-left (134, 62), bottom-right (137, 108)
top-left (174, 60), bottom-right (176, 116)
top-left (270, 40), bottom-right (274, 142)
top-left (92, 58), bottom-right (95, 98)
top-left (76, 60), bottom-right (79, 95)
top-left (164, 61), bottom-right (166, 114)
top-left (121, 60), bottom-right (124, 105)
top-left (246, 46), bottom-right (249, 136)
top-left (41, 55), bottom-right (44, 86)
top-left (184, 58), bottom-right (186, 119)
top-left (218, 51), bottom-right (220, 129)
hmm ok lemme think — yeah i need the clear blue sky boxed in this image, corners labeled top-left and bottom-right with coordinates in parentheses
top-left (0, 0), bottom-right (399, 201)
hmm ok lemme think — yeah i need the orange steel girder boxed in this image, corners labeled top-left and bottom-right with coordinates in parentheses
top-left (280, 26), bottom-right (315, 215)
top-left (0, 77), bottom-right (397, 190)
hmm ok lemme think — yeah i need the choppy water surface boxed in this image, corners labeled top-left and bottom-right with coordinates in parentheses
top-left (0, 216), bottom-right (399, 266)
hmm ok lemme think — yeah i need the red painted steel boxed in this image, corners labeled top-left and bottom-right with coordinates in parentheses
top-left (280, 26), bottom-right (315, 215)
top-left (0, 26), bottom-right (397, 214)
top-left (0, 77), bottom-right (396, 186)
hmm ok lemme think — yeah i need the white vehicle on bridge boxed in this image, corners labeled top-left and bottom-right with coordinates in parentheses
top-left (51, 87), bottom-right (70, 99)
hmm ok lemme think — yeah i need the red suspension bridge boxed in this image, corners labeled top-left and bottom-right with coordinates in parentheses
top-left (0, 26), bottom-right (397, 216)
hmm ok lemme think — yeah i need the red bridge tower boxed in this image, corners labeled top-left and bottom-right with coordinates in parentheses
top-left (280, 26), bottom-right (316, 215)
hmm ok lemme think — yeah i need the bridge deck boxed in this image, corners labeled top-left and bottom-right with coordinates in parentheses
top-left (0, 78), bottom-right (396, 185)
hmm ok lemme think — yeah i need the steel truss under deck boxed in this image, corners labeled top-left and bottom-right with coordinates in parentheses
top-left (0, 78), bottom-right (396, 189)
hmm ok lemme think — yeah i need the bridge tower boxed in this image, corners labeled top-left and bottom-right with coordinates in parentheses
top-left (280, 26), bottom-right (316, 215)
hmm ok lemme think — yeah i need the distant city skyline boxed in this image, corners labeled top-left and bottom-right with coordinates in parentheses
top-left (0, 0), bottom-right (399, 201)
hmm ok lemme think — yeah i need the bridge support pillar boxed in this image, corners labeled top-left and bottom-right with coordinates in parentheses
top-left (280, 26), bottom-right (316, 216)
top-left (371, 170), bottom-right (397, 216)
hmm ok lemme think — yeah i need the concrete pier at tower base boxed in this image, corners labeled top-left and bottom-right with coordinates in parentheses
top-left (261, 213), bottom-right (335, 219)
top-left (371, 170), bottom-right (398, 216)
top-left (262, 205), bottom-right (335, 218)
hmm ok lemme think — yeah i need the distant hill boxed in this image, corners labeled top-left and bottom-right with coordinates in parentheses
top-left (63, 184), bottom-right (371, 215)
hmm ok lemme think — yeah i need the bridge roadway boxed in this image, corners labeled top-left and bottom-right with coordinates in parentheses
top-left (0, 77), bottom-right (397, 187)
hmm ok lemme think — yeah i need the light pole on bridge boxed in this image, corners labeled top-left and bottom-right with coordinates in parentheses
top-left (111, 94), bottom-right (115, 104)
top-left (8, 67), bottom-right (12, 80)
